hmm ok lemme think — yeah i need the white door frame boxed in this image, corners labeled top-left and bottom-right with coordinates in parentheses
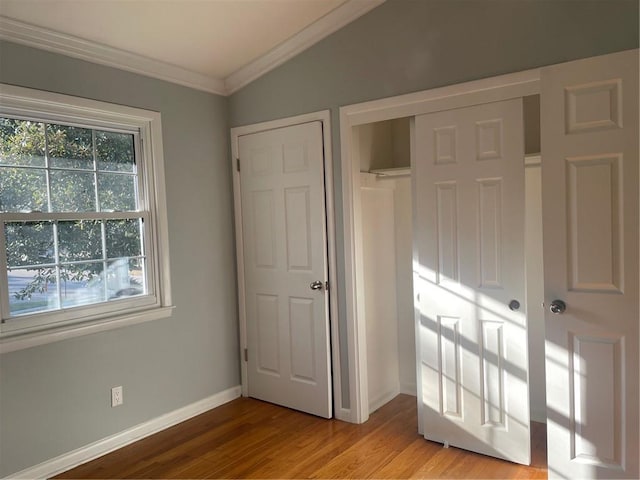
top-left (230, 110), bottom-right (343, 418)
top-left (339, 69), bottom-right (541, 424)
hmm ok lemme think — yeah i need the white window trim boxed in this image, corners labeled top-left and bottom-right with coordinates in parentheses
top-left (0, 83), bottom-right (173, 353)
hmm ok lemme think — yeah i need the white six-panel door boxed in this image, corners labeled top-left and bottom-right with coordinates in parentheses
top-left (414, 99), bottom-right (531, 465)
top-left (541, 49), bottom-right (639, 479)
top-left (238, 121), bottom-right (332, 418)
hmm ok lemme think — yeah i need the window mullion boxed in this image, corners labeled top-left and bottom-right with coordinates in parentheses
top-left (135, 131), bottom-right (152, 298)
top-left (101, 220), bottom-right (108, 302)
top-left (0, 211), bottom-right (147, 222)
top-left (52, 221), bottom-right (62, 309)
top-left (134, 131), bottom-right (144, 210)
top-left (0, 221), bottom-right (10, 322)
top-left (92, 129), bottom-right (100, 213)
top-left (44, 122), bottom-right (62, 309)
top-left (43, 122), bottom-right (53, 214)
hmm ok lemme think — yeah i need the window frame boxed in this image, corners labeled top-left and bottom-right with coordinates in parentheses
top-left (0, 84), bottom-right (173, 353)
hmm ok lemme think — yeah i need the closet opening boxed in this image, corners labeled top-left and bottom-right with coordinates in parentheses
top-left (352, 96), bottom-right (546, 428)
top-left (354, 117), bottom-right (415, 414)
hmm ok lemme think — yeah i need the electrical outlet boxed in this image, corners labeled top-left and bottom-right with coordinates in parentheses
top-left (111, 386), bottom-right (123, 407)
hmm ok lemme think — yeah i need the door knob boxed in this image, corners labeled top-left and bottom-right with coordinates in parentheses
top-left (310, 280), bottom-right (324, 291)
top-left (550, 300), bottom-right (566, 314)
top-left (508, 300), bottom-right (520, 311)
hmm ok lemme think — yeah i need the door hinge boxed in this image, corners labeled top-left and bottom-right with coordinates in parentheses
top-left (244, 348), bottom-right (248, 362)
top-left (236, 158), bottom-right (240, 172)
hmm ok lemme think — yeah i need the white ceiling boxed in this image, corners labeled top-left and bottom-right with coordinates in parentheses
top-left (0, 0), bottom-right (384, 95)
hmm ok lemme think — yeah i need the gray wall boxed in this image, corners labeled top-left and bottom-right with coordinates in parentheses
top-left (229, 0), bottom-right (639, 409)
top-left (0, 41), bottom-right (239, 477)
top-left (231, 0), bottom-right (639, 124)
top-left (1, 0), bottom-right (638, 475)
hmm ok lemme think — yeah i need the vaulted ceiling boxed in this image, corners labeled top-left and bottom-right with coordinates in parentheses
top-left (0, 0), bottom-right (384, 95)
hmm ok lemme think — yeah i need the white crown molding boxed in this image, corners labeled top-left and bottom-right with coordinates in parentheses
top-left (0, 16), bottom-right (227, 95)
top-left (223, 0), bottom-right (386, 95)
top-left (0, 0), bottom-right (385, 97)
top-left (6, 386), bottom-right (242, 479)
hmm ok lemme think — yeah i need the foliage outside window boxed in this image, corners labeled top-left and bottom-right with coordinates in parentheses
top-left (0, 85), bottom-right (171, 349)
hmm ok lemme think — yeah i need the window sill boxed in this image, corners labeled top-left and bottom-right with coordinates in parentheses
top-left (0, 305), bottom-right (174, 354)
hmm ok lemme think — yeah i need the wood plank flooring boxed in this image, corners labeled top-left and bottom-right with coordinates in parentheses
top-left (56, 394), bottom-right (547, 479)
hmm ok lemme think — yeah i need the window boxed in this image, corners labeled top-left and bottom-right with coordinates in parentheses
top-left (0, 85), bottom-right (172, 351)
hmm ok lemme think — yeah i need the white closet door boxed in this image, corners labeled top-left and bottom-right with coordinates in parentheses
top-left (238, 121), bottom-right (332, 418)
top-left (541, 49), bottom-right (639, 479)
top-left (414, 98), bottom-right (530, 464)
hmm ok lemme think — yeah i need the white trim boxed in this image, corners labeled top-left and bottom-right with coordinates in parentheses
top-left (0, 306), bottom-right (174, 354)
top-left (0, 16), bottom-right (226, 95)
top-left (1, 0), bottom-right (385, 96)
top-left (335, 407), bottom-right (351, 422)
top-left (230, 110), bottom-right (333, 137)
top-left (230, 110), bottom-right (341, 417)
top-left (341, 68), bottom-right (541, 127)
top-left (5, 386), bottom-right (242, 480)
top-left (223, 0), bottom-right (385, 94)
top-left (525, 154), bottom-right (542, 167)
top-left (369, 389), bottom-right (400, 414)
top-left (0, 83), bottom-right (165, 128)
top-left (339, 69), bottom-right (542, 424)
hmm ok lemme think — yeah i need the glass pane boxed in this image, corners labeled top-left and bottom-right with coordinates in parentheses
top-left (0, 167), bottom-right (47, 212)
top-left (96, 131), bottom-right (135, 173)
top-left (0, 118), bottom-right (46, 167)
top-left (98, 173), bottom-right (137, 211)
top-left (106, 258), bottom-right (145, 300)
top-left (50, 170), bottom-right (96, 212)
top-left (58, 220), bottom-right (103, 263)
top-left (8, 267), bottom-right (59, 316)
top-left (105, 219), bottom-right (142, 258)
top-left (5, 221), bottom-right (55, 267)
top-left (47, 124), bottom-right (93, 169)
top-left (60, 262), bottom-right (106, 308)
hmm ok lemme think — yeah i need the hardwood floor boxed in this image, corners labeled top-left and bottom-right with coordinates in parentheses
top-left (56, 394), bottom-right (547, 479)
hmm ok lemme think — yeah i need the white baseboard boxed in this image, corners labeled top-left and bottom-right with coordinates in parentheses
top-left (368, 388), bottom-right (400, 415)
top-left (400, 382), bottom-right (417, 396)
top-left (334, 406), bottom-right (352, 422)
top-left (7, 385), bottom-right (242, 480)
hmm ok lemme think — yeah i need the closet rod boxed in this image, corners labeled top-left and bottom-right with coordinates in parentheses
top-left (367, 167), bottom-right (411, 178)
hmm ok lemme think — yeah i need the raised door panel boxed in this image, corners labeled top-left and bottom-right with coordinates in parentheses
top-left (571, 334), bottom-right (623, 468)
top-left (256, 294), bottom-right (280, 375)
top-left (289, 296), bottom-right (317, 383)
top-left (435, 182), bottom-right (459, 288)
top-left (566, 155), bottom-right (622, 293)
top-left (439, 316), bottom-right (462, 418)
top-left (284, 187), bottom-right (312, 272)
top-left (476, 179), bottom-right (503, 289)
top-left (251, 190), bottom-right (277, 269)
top-left (480, 321), bottom-right (505, 427)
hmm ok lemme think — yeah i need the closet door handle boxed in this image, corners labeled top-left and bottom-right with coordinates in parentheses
top-left (550, 300), bottom-right (566, 314)
top-left (310, 280), bottom-right (324, 291)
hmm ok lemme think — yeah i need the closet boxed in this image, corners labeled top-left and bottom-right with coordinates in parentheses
top-left (354, 98), bottom-right (546, 424)
top-left (355, 117), bottom-right (415, 413)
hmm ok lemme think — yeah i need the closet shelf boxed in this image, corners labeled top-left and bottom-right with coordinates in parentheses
top-left (368, 167), bottom-right (411, 177)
